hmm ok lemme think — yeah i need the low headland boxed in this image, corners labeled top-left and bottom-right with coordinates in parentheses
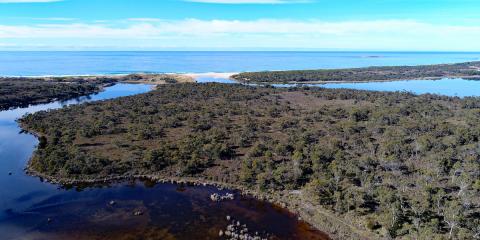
top-left (232, 61), bottom-right (480, 84)
top-left (19, 83), bottom-right (480, 239)
top-left (0, 73), bottom-right (195, 111)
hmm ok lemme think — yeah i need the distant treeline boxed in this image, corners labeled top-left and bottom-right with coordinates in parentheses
top-left (232, 61), bottom-right (480, 83)
top-left (20, 83), bottom-right (480, 239)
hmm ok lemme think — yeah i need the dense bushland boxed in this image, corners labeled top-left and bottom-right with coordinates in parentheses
top-left (20, 83), bottom-right (480, 239)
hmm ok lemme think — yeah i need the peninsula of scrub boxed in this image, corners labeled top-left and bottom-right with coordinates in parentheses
top-left (0, 77), bottom-right (112, 111)
top-left (0, 74), bottom-right (194, 111)
top-left (20, 83), bottom-right (480, 239)
top-left (231, 61), bottom-right (480, 83)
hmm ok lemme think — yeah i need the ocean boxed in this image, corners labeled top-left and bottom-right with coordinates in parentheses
top-left (1, 51), bottom-right (480, 76)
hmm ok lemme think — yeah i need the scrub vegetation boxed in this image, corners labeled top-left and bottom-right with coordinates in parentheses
top-left (20, 83), bottom-right (480, 239)
top-left (232, 61), bottom-right (480, 83)
top-left (0, 74), bottom-right (194, 110)
top-left (0, 77), bottom-right (112, 110)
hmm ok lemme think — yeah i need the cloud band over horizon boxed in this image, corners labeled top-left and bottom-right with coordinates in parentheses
top-left (0, 18), bottom-right (480, 51)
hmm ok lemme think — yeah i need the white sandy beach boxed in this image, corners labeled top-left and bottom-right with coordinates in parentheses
top-left (182, 72), bottom-right (238, 80)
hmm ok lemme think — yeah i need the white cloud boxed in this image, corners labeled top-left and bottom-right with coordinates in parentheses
top-left (184, 0), bottom-right (309, 3)
top-left (0, 0), bottom-right (61, 2)
top-left (1, 18), bottom-right (480, 50)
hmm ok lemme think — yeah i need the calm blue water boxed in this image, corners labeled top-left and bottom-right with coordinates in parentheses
top-left (1, 51), bottom-right (480, 76)
top-left (268, 78), bottom-right (480, 97)
top-left (321, 79), bottom-right (480, 97)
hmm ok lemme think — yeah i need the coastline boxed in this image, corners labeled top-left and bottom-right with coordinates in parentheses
top-left (7, 71), bottom-right (480, 86)
top-left (0, 72), bottom-right (235, 81)
top-left (0, 73), bottom-right (197, 84)
top-left (183, 72), bottom-right (238, 80)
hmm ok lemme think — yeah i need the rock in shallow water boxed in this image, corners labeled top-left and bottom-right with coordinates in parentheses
top-left (221, 216), bottom-right (269, 240)
top-left (210, 193), bottom-right (235, 202)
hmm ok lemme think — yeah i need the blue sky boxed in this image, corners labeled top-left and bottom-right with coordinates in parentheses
top-left (1, 0), bottom-right (480, 50)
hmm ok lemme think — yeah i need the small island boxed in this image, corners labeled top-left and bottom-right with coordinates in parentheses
top-left (232, 61), bottom-right (480, 83)
top-left (19, 83), bottom-right (480, 239)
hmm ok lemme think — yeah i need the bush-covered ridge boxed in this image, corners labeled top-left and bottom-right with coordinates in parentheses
top-left (231, 61), bottom-right (480, 83)
top-left (20, 83), bottom-right (480, 239)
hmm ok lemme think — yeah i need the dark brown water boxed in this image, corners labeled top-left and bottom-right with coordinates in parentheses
top-left (0, 83), bottom-right (329, 240)
top-left (2, 180), bottom-right (328, 240)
